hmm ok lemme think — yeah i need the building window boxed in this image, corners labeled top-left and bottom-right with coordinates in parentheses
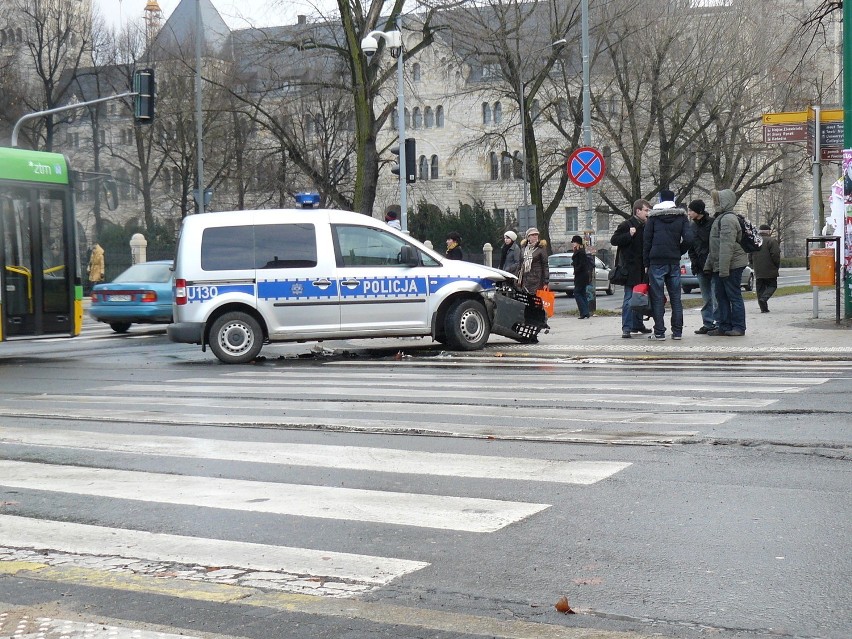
top-left (391, 108), bottom-right (398, 130)
top-left (565, 206), bottom-right (578, 232)
top-left (430, 155), bottom-right (439, 180)
top-left (513, 151), bottom-right (523, 180)
top-left (493, 208), bottom-right (505, 226)
top-left (501, 153), bottom-right (512, 180)
top-left (436, 105), bottom-right (444, 127)
top-left (596, 210), bottom-right (610, 232)
top-left (493, 102), bottom-right (502, 124)
top-left (489, 152), bottom-right (498, 180)
top-left (418, 155), bottom-right (428, 181)
top-left (531, 99), bottom-right (540, 122)
top-left (404, 108), bottom-right (410, 130)
top-left (412, 63), bottom-right (421, 82)
top-left (424, 106), bottom-right (434, 128)
top-left (482, 103), bottom-right (491, 125)
top-left (412, 107), bottom-right (422, 129)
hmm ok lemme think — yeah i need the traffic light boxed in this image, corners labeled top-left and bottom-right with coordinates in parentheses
top-left (133, 68), bottom-right (155, 124)
top-left (391, 137), bottom-right (416, 184)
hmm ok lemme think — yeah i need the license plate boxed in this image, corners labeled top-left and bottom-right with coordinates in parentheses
top-left (109, 294), bottom-right (132, 302)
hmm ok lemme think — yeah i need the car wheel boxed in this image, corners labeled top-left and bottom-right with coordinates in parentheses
top-left (444, 299), bottom-right (490, 351)
top-left (109, 322), bottom-right (131, 333)
top-left (744, 274), bottom-right (754, 292)
top-left (209, 312), bottom-right (264, 364)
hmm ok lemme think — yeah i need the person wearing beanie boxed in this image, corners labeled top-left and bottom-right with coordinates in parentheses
top-left (498, 230), bottom-right (521, 275)
top-left (445, 232), bottom-right (463, 260)
top-left (654, 189), bottom-right (676, 210)
top-left (384, 209), bottom-right (401, 230)
top-left (705, 188), bottom-right (748, 336)
top-left (570, 235), bottom-right (591, 319)
top-left (517, 228), bottom-right (549, 294)
top-left (750, 223), bottom-right (781, 312)
top-left (643, 196), bottom-right (693, 340)
top-left (687, 199), bottom-right (717, 334)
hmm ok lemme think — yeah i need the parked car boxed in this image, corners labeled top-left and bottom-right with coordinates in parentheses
top-left (90, 260), bottom-right (174, 333)
top-left (679, 255), bottom-right (753, 293)
top-left (548, 252), bottom-right (614, 296)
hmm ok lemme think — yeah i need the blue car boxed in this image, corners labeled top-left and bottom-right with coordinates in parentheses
top-left (90, 260), bottom-right (174, 333)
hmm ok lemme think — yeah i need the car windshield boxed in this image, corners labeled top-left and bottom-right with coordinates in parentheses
top-left (549, 256), bottom-right (573, 268)
top-left (113, 263), bottom-right (172, 283)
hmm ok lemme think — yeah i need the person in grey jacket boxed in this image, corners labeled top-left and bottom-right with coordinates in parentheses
top-left (498, 230), bottom-right (521, 276)
top-left (704, 189), bottom-right (748, 336)
top-left (750, 224), bottom-right (781, 313)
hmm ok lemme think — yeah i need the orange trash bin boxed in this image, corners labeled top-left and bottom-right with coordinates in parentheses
top-left (809, 248), bottom-right (835, 286)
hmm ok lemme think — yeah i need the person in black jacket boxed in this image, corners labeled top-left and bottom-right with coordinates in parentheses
top-left (610, 199), bottom-right (651, 338)
top-left (570, 235), bottom-right (591, 319)
top-left (687, 200), bottom-right (717, 333)
top-left (643, 200), bottom-right (693, 340)
top-left (445, 232), bottom-right (463, 260)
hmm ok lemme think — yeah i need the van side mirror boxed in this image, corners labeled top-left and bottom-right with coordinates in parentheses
top-left (398, 245), bottom-right (420, 267)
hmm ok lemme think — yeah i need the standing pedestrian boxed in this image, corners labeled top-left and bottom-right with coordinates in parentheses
top-left (570, 235), bottom-right (590, 319)
top-left (643, 198), bottom-right (693, 340)
top-left (610, 199), bottom-right (651, 338)
top-left (517, 228), bottom-right (549, 294)
top-left (498, 230), bottom-right (521, 275)
top-left (385, 210), bottom-right (402, 230)
top-left (88, 243), bottom-right (105, 285)
top-left (687, 200), bottom-right (717, 334)
top-left (751, 224), bottom-right (781, 312)
top-left (445, 232), bottom-right (463, 260)
top-left (704, 189), bottom-right (748, 336)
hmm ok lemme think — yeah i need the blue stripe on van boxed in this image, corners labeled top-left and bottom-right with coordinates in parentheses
top-left (186, 283), bottom-right (254, 303)
top-left (428, 277), bottom-right (496, 294)
top-left (257, 279), bottom-right (339, 300)
top-left (339, 276), bottom-right (427, 299)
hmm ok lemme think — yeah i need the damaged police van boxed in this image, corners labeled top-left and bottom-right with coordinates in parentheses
top-left (167, 209), bottom-right (548, 363)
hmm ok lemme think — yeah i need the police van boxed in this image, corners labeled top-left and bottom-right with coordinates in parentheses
top-left (167, 209), bottom-right (547, 363)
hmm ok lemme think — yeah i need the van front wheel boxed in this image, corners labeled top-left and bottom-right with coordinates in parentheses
top-left (444, 299), bottom-right (490, 351)
top-left (209, 312), bottom-right (263, 364)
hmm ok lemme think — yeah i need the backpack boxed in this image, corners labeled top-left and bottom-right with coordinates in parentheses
top-left (724, 212), bottom-right (763, 253)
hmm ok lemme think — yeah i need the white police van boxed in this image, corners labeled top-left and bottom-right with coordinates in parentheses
top-left (167, 209), bottom-right (547, 363)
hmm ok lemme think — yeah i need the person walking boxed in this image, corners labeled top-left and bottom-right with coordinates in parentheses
top-left (517, 228), bottom-right (549, 294)
top-left (610, 199), bottom-right (651, 338)
top-left (751, 224), bottom-right (781, 313)
top-left (643, 198), bottom-right (693, 340)
top-left (687, 200), bottom-right (717, 334)
top-left (87, 243), bottom-right (105, 286)
top-left (570, 235), bottom-right (591, 319)
top-left (498, 230), bottom-right (521, 275)
top-left (445, 232), bottom-right (463, 260)
top-left (704, 189), bottom-right (748, 336)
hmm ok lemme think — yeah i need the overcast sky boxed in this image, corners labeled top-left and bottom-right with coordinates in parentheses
top-left (93, 0), bottom-right (320, 31)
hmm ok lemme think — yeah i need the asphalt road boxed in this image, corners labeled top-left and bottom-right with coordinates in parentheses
top-left (0, 318), bottom-right (849, 639)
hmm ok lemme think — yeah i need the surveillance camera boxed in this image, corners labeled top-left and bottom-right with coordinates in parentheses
top-left (361, 35), bottom-right (379, 58)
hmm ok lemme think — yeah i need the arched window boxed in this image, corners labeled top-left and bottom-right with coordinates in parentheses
top-left (489, 152), bottom-right (498, 180)
top-left (418, 155), bottom-right (429, 181)
top-left (531, 99), bottom-right (540, 121)
top-left (412, 107), bottom-right (422, 129)
top-left (424, 106), bottom-right (434, 128)
top-left (304, 114), bottom-right (314, 138)
top-left (435, 105), bottom-right (444, 128)
top-left (404, 108), bottom-right (410, 130)
top-left (493, 102), bottom-right (502, 124)
top-left (116, 168), bottom-right (130, 199)
top-left (513, 151), bottom-right (523, 180)
top-left (391, 108), bottom-right (398, 130)
top-left (482, 103), bottom-right (491, 125)
top-left (412, 63), bottom-right (421, 82)
top-left (430, 155), bottom-right (439, 180)
top-left (501, 153), bottom-right (512, 180)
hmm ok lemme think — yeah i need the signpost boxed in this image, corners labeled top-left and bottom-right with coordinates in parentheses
top-left (566, 146), bottom-right (606, 188)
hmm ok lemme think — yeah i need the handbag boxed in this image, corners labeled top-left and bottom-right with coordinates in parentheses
top-left (629, 283), bottom-right (649, 313)
top-left (536, 288), bottom-right (555, 317)
top-left (608, 249), bottom-right (629, 286)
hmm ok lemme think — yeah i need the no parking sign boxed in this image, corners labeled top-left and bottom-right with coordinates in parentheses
top-left (567, 147), bottom-right (606, 188)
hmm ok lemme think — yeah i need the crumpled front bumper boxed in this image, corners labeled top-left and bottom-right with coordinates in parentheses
top-left (491, 286), bottom-right (549, 343)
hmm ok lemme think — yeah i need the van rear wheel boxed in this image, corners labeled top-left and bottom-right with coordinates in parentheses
top-left (209, 312), bottom-right (263, 364)
top-left (444, 299), bottom-right (490, 351)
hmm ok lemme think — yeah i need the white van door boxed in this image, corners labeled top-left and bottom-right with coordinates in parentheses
top-left (254, 221), bottom-right (341, 337)
top-left (332, 224), bottom-right (430, 335)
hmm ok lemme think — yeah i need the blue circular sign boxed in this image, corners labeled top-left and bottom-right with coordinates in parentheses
top-left (567, 147), bottom-right (606, 188)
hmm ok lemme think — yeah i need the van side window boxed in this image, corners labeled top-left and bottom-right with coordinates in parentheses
top-left (334, 225), bottom-right (416, 267)
top-left (201, 223), bottom-right (317, 271)
top-left (255, 223), bottom-right (317, 269)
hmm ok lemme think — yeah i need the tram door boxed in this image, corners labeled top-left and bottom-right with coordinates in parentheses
top-left (0, 186), bottom-right (73, 338)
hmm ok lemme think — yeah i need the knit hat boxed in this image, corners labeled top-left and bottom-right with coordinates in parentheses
top-left (525, 227), bottom-right (540, 237)
top-left (571, 235), bottom-right (583, 245)
top-left (446, 231), bottom-right (461, 242)
top-left (759, 224), bottom-right (771, 231)
top-left (504, 230), bottom-right (517, 241)
top-left (688, 199), bottom-right (706, 215)
top-left (659, 189), bottom-right (675, 203)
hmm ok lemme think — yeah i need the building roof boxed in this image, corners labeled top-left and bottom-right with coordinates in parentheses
top-left (149, 0), bottom-right (232, 61)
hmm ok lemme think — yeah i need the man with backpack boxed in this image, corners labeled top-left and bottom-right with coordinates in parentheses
top-left (704, 189), bottom-right (748, 337)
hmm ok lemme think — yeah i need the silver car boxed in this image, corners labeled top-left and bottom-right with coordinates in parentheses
top-left (548, 252), bottom-right (614, 296)
top-left (679, 255), bottom-right (754, 293)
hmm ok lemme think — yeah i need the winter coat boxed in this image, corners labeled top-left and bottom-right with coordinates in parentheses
top-left (87, 244), bottom-right (105, 283)
top-left (445, 244), bottom-right (463, 260)
top-left (517, 239), bottom-right (549, 293)
top-left (499, 241), bottom-right (521, 275)
top-left (643, 207), bottom-right (693, 267)
top-left (687, 213), bottom-right (713, 274)
top-left (705, 189), bottom-right (749, 277)
top-left (572, 247), bottom-right (591, 289)
top-left (750, 232), bottom-right (781, 279)
top-left (610, 216), bottom-right (646, 287)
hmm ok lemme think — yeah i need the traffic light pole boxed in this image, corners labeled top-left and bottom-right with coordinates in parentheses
top-left (395, 16), bottom-right (408, 232)
top-left (844, 0), bottom-right (852, 318)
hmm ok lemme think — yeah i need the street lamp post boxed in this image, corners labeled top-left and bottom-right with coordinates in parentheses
top-left (362, 23), bottom-right (408, 232)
